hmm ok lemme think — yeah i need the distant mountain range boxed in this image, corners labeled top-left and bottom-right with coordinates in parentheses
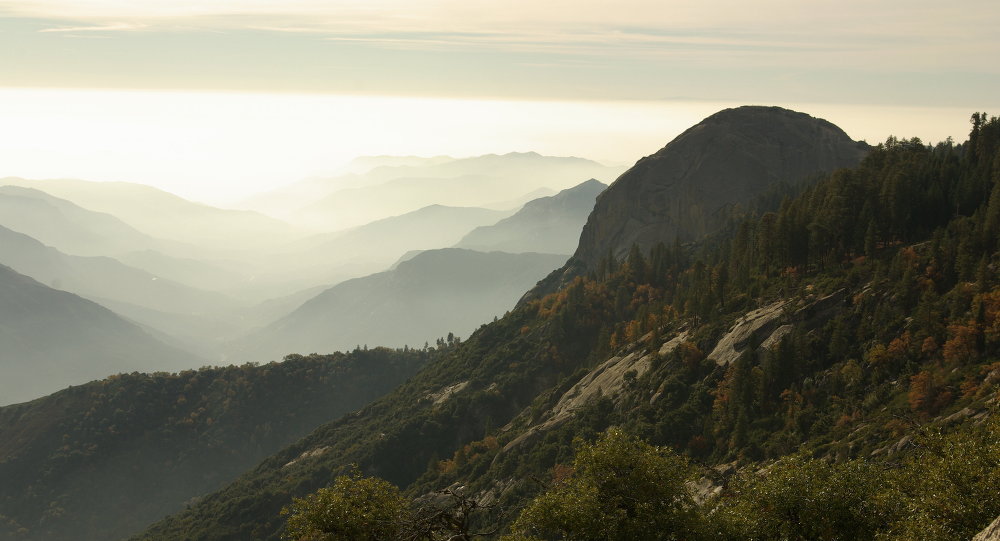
top-left (231, 248), bottom-right (567, 361)
top-left (0, 177), bottom-right (298, 251)
top-left (0, 225), bottom-right (241, 317)
top-left (0, 156), bottom-right (609, 405)
top-left (0, 185), bottom-right (170, 257)
top-left (243, 152), bottom-right (624, 230)
top-left (0, 225), bottom-right (245, 359)
top-left (456, 179), bottom-right (607, 255)
top-left (0, 264), bottom-right (195, 405)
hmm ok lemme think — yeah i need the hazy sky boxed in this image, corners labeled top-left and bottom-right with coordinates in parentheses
top-left (1, 0), bottom-right (998, 203)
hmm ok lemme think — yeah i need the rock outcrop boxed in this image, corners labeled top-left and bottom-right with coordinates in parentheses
top-left (974, 516), bottom-right (1000, 541)
top-left (498, 331), bottom-right (688, 455)
top-left (573, 106), bottom-right (867, 271)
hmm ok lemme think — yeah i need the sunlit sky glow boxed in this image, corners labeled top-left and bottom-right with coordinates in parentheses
top-left (1, 0), bottom-right (998, 203)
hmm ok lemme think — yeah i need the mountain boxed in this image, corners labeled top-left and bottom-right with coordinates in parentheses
top-left (338, 155), bottom-right (456, 174)
top-left (571, 106), bottom-right (868, 271)
top-left (250, 205), bottom-right (514, 297)
top-left (0, 225), bottom-right (240, 318)
top-left (0, 185), bottom-right (249, 295)
top-left (134, 111), bottom-right (1000, 540)
top-left (231, 248), bottom-right (567, 361)
top-left (455, 179), bottom-right (606, 255)
top-left (0, 186), bottom-right (168, 257)
top-left (0, 177), bottom-right (300, 251)
top-left (0, 349), bottom-right (431, 541)
top-left (0, 264), bottom-right (195, 405)
top-left (242, 155), bottom-right (458, 214)
top-left (251, 152), bottom-right (624, 230)
top-left (0, 226), bottom-right (244, 357)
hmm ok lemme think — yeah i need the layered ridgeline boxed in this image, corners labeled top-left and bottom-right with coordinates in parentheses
top-left (0, 186), bottom-right (175, 258)
top-left (0, 225), bottom-right (245, 360)
top-left (0, 177), bottom-right (298, 252)
top-left (267, 205), bottom-right (513, 298)
top-left (231, 249), bottom-right (567, 362)
top-left (0, 264), bottom-right (195, 405)
top-left (455, 179), bottom-right (607, 255)
top-left (245, 152), bottom-right (624, 230)
top-left (0, 349), bottom-right (431, 541)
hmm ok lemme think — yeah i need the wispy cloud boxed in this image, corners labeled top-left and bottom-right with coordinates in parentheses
top-left (2, 0), bottom-right (997, 105)
top-left (39, 22), bottom-right (147, 32)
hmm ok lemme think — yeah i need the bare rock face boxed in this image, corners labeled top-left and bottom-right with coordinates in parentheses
top-left (974, 515), bottom-right (1000, 541)
top-left (572, 106), bottom-right (867, 270)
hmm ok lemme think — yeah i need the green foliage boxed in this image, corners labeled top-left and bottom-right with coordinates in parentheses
top-left (281, 470), bottom-right (406, 541)
top-left (0, 348), bottom-right (428, 541)
top-left (710, 414), bottom-right (1000, 540)
top-left (504, 428), bottom-right (700, 541)
top-left (712, 455), bottom-right (896, 540)
top-left (882, 417), bottom-right (1000, 540)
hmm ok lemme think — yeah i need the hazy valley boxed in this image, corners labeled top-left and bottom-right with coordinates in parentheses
top-left (2, 105), bottom-right (1000, 541)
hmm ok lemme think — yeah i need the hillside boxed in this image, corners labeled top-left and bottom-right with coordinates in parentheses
top-left (455, 179), bottom-right (607, 255)
top-left (135, 111), bottom-right (1000, 540)
top-left (0, 264), bottom-right (195, 405)
top-left (0, 349), bottom-right (431, 541)
top-left (232, 249), bottom-right (567, 361)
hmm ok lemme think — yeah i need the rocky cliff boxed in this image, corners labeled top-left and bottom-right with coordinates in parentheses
top-left (571, 106), bottom-right (867, 271)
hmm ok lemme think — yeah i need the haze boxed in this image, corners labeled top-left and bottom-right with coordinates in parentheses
top-left (2, 1), bottom-right (999, 203)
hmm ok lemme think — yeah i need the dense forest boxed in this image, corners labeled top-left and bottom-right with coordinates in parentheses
top-left (0, 348), bottom-right (431, 540)
top-left (131, 113), bottom-right (1000, 540)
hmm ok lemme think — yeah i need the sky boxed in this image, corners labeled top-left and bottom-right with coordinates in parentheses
top-left (1, 0), bottom-right (998, 204)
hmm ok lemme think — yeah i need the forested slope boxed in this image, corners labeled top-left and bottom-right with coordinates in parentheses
top-left (133, 112), bottom-right (1000, 540)
top-left (0, 348), bottom-right (431, 541)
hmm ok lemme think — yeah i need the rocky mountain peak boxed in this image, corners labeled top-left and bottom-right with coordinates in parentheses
top-left (571, 105), bottom-right (868, 271)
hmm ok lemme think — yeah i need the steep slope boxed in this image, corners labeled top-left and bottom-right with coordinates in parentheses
top-left (0, 349), bottom-right (431, 541)
top-left (284, 152), bottom-right (624, 230)
top-left (0, 264), bottom-right (195, 405)
top-left (0, 177), bottom-right (299, 251)
top-left (571, 106), bottom-right (867, 271)
top-left (232, 249), bottom-right (567, 361)
top-left (135, 111), bottom-right (1000, 540)
top-left (455, 179), bottom-right (606, 255)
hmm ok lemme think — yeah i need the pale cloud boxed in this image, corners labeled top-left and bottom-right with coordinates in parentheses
top-left (1, 0), bottom-right (997, 104)
top-left (38, 22), bottom-right (147, 32)
top-left (2, 0), bottom-right (996, 37)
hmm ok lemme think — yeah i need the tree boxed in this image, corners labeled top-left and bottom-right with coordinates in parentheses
top-left (503, 428), bottom-right (700, 540)
top-left (404, 486), bottom-right (504, 541)
top-left (281, 469), bottom-right (407, 541)
top-left (711, 454), bottom-right (896, 541)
